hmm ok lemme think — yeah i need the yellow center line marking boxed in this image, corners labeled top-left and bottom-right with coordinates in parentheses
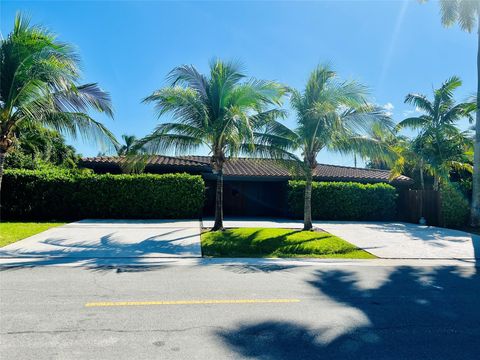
top-left (85, 299), bottom-right (301, 307)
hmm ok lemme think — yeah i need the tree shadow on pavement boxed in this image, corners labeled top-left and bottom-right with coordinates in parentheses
top-left (363, 223), bottom-right (480, 252)
top-left (219, 264), bottom-right (300, 274)
top-left (0, 232), bottom-right (198, 272)
top-left (218, 265), bottom-right (480, 360)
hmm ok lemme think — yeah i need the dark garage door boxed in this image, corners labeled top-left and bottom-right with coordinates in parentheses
top-left (203, 180), bottom-right (288, 217)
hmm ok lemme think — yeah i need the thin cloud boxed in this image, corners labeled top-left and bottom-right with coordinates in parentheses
top-left (383, 102), bottom-right (394, 116)
top-left (403, 107), bottom-right (422, 117)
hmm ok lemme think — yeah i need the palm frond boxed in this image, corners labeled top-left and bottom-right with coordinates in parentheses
top-left (41, 111), bottom-right (119, 150)
top-left (443, 101), bottom-right (476, 123)
top-left (143, 86), bottom-right (207, 128)
top-left (166, 64), bottom-right (209, 99)
top-left (458, 0), bottom-right (479, 32)
top-left (396, 116), bottom-right (429, 130)
top-left (53, 83), bottom-right (113, 118)
top-left (138, 131), bottom-right (204, 155)
top-left (329, 135), bottom-right (396, 162)
top-left (341, 104), bottom-right (394, 134)
top-left (439, 0), bottom-right (459, 27)
top-left (404, 93), bottom-right (434, 114)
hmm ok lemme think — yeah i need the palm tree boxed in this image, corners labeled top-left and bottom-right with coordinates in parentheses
top-left (396, 76), bottom-right (474, 190)
top-left (0, 14), bottom-right (117, 192)
top-left (384, 134), bottom-right (438, 190)
top-left (433, 0), bottom-right (480, 223)
top-left (255, 65), bottom-right (393, 230)
top-left (366, 123), bottom-right (405, 170)
top-left (364, 124), bottom-right (429, 189)
top-left (366, 116), bottom-right (467, 191)
top-left (140, 60), bottom-right (285, 231)
top-left (117, 134), bottom-right (142, 155)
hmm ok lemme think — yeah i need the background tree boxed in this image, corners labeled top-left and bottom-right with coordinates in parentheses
top-left (255, 65), bottom-right (393, 230)
top-left (0, 13), bottom-right (117, 191)
top-left (434, 0), bottom-right (480, 224)
top-left (116, 134), bottom-right (143, 155)
top-left (396, 76), bottom-right (474, 190)
top-left (364, 124), bottom-right (430, 189)
top-left (365, 123), bottom-right (405, 170)
top-left (140, 60), bottom-right (285, 230)
top-left (5, 123), bottom-right (80, 169)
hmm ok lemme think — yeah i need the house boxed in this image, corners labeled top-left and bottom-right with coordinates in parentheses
top-left (79, 155), bottom-right (413, 217)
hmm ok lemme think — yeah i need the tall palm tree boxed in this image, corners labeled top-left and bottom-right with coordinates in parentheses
top-left (0, 14), bottom-right (117, 192)
top-left (384, 134), bottom-right (442, 190)
top-left (396, 76), bottom-right (474, 190)
top-left (140, 60), bottom-right (285, 231)
top-left (364, 124), bottom-right (431, 189)
top-left (434, 0), bottom-right (480, 223)
top-left (255, 65), bottom-right (393, 230)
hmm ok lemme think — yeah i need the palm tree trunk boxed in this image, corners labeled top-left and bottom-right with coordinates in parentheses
top-left (433, 176), bottom-right (439, 192)
top-left (303, 173), bottom-right (313, 231)
top-left (212, 169), bottom-right (224, 231)
top-left (0, 150), bottom-right (5, 194)
top-left (0, 150), bottom-right (5, 217)
top-left (471, 21), bottom-right (480, 226)
top-left (419, 160), bottom-right (425, 190)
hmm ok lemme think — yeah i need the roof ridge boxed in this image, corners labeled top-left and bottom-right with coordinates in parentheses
top-left (79, 155), bottom-right (412, 183)
top-left (316, 162), bottom-right (391, 173)
top-left (81, 156), bottom-right (394, 173)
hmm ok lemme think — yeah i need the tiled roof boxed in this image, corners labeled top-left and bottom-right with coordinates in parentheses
top-left (80, 155), bottom-right (413, 184)
top-left (81, 155), bottom-right (210, 168)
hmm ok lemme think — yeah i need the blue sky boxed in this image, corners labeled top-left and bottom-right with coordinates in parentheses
top-left (1, 0), bottom-right (476, 166)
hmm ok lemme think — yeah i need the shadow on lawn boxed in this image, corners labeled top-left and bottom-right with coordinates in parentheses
top-left (218, 264), bottom-right (480, 360)
top-left (0, 232), bottom-right (198, 272)
top-left (203, 228), bottom-right (344, 257)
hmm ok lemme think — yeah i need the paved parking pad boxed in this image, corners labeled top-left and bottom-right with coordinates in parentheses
top-left (0, 219), bottom-right (202, 259)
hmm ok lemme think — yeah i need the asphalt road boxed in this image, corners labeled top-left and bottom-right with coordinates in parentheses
top-left (1, 261), bottom-right (480, 360)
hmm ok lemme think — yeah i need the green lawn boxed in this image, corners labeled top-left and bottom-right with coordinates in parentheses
top-left (201, 227), bottom-right (375, 259)
top-left (0, 222), bottom-right (65, 247)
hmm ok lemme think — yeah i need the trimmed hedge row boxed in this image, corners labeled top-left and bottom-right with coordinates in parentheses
top-left (288, 180), bottom-right (397, 220)
top-left (1, 169), bottom-right (205, 220)
top-left (440, 183), bottom-right (470, 228)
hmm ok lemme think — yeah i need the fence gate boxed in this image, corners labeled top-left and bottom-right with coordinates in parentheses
top-left (400, 190), bottom-right (441, 226)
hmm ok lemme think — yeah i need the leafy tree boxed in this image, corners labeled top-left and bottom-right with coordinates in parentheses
top-left (396, 76), bottom-right (474, 190)
top-left (0, 13), bottom-right (117, 191)
top-left (432, 0), bottom-right (480, 223)
top-left (140, 60), bottom-right (285, 230)
top-left (255, 65), bottom-right (393, 230)
top-left (5, 123), bottom-right (80, 169)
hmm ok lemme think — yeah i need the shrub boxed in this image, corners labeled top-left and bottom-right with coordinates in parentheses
top-left (440, 183), bottom-right (470, 228)
top-left (288, 180), bottom-right (397, 220)
top-left (1, 169), bottom-right (205, 220)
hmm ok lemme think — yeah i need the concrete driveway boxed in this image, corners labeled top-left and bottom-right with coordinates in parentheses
top-left (0, 220), bottom-right (202, 262)
top-left (203, 218), bottom-right (480, 259)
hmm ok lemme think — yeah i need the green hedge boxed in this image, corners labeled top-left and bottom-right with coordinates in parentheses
top-left (440, 183), bottom-right (470, 228)
top-left (1, 169), bottom-right (205, 220)
top-left (288, 180), bottom-right (397, 220)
